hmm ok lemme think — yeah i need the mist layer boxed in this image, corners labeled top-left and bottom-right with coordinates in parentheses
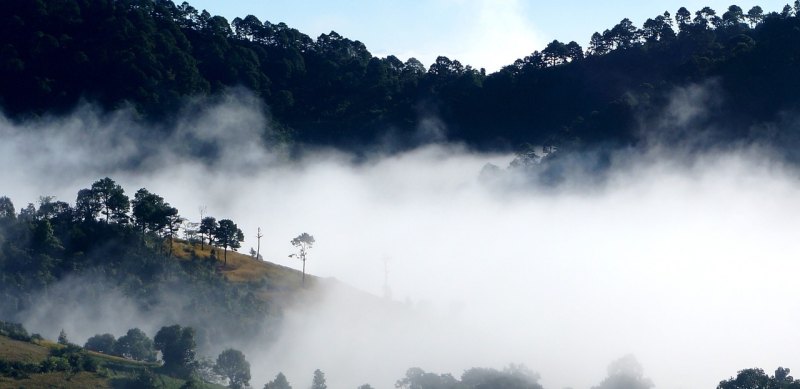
top-left (1, 96), bottom-right (798, 389)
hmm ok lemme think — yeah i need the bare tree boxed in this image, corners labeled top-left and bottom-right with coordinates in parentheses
top-left (256, 227), bottom-right (264, 260)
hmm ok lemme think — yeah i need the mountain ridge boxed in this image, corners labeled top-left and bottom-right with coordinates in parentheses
top-left (3, 1), bottom-right (800, 154)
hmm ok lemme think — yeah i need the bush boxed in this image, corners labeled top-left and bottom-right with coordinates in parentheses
top-left (127, 369), bottom-right (161, 389)
top-left (0, 359), bottom-right (41, 378)
top-left (82, 355), bottom-right (99, 372)
top-left (48, 344), bottom-right (96, 373)
top-left (40, 356), bottom-right (70, 373)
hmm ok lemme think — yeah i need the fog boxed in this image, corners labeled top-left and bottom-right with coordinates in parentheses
top-left (2, 91), bottom-right (800, 389)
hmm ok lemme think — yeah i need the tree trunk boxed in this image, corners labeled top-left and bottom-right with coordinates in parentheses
top-left (302, 259), bottom-right (306, 286)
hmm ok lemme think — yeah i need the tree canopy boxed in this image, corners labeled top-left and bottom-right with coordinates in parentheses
top-left (216, 219), bottom-right (244, 266)
top-left (264, 372), bottom-right (293, 389)
top-left (115, 328), bottom-right (157, 362)
top-left (718, 367), bottom-right (800, 389)
top-left (215, 348), bottom-right (251, 389)
top-left (2, 1), bottom-right (800, 156)
top-left (154, 324), bottom-right (197, 378)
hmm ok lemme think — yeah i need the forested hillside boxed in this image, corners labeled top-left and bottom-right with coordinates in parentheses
top-left (3, 1), bottom-right (800, 151)
top-left (0, 177), bottom-right (315, 353)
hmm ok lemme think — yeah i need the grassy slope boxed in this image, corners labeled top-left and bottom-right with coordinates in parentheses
top-left (169, 240), bottom-right (389, 314)
top-left (171, 239), bottom-right (306, 283)
top-left (0, 336), bottom-right (49, 364)
top-left (0, 334), bottom-right (225, 389)
top-left (171, 239), bottom-right (321, 306)
top-left (0, 371), bottom-right (111, 389)
top-left (0, 337), bottom-right (110, 389)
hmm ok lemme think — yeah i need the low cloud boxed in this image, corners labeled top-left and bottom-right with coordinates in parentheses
top-left (1, 90), bottom-right (799, 389)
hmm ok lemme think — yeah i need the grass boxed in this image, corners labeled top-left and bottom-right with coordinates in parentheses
top-left (0, 371), bottom-right (111, 389)
top-left (84, 350), bottom-right (154, 367)
top-left (0, 337), bottom-right (49, 364)
top-left (171, 239), bottom-right (313, 289)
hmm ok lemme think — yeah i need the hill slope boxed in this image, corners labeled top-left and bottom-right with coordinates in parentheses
top-left (0, 332), bottom-right (227, 389)
top-left (0, 178), bottom-right (335, 357)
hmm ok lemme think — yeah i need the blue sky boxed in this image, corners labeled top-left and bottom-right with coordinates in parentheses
top-left (188, 0), bottom-right (791, 72)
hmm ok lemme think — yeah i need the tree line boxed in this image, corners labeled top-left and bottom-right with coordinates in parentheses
top-left (3, 1), bottom-right (800, 155)
top-left (3, 318), bottom-right (798, 389)
top-left (4, 177), bottom-right (246, 262)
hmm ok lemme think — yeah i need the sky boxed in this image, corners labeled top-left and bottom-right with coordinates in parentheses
top-left (187, 0), bottom-right (792, 71)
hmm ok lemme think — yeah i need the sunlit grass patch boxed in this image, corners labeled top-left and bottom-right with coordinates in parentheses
top-left (171, 240), bottom-right (311, 288)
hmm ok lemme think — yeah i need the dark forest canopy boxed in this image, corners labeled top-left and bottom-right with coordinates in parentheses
top-left (2, 1), bottom-right (800, 153)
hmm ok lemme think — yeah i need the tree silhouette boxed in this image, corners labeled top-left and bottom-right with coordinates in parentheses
top-left (746, 6), bottom-right (764, 27)
top-left (91, 177), bottom-right (129, 224)
top-left (542, 40), bottom-right (568, 66)
top-left (264, 372), bottom-right (293, 389)
top-left (311, 369), bottom-right (327, 389)
top-left (718, 367), bottom-right (800, 389)
top-left (592, 355), bottom-right (653, 389)
top-left (216, 219), bottom-right (244, 266)
top-left (75, 188), bottom-right (101, 223)
top-left (57, 329), bottom-right (69, 345)
top-left (199, 216), bottom-right (217, 250)
top-left (290, 233), bottom-right (315, 285)
top-left (676, 7), bottom-right (692, 33)
top-left (132, 189), bottom-right (176, 237)
top-left (0, 196), bottom-right (15, 220)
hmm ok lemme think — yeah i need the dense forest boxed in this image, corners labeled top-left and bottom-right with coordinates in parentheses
top-left (3, 1), bottom-right (800, 153)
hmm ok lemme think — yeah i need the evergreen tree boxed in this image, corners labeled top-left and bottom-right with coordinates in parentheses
top-left (215, 219), bottom-right (243, 266)
top-left (311, 369), bottom-right (327, 389)
top-left (264, 372), bottom-right (293, 389)
top-left (57, 329), bottom-right (69, 345)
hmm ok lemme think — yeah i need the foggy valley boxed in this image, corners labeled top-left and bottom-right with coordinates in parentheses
top-left (2, 90), bottom-right (799, 389)
top-left (2, 1), bottom-right (800, 389)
